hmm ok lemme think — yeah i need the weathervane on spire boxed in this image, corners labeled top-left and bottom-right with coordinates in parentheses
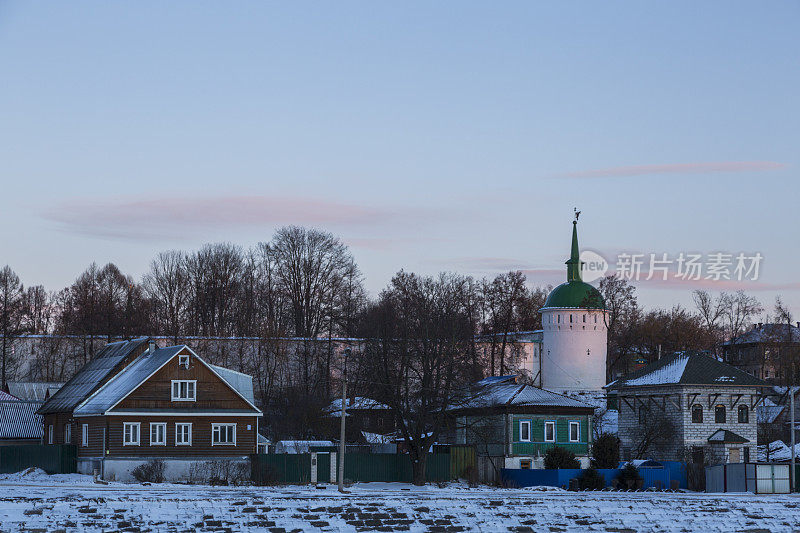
top-left (574, 207), bottom-right (581, 222)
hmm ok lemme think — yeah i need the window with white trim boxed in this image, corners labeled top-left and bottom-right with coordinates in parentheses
top-left (123, 422), bottom-right (140, 446)
top-left (150, 423), bottom-right (166, 446)
top-left (64, 424), bottom-right (71, 444)
top-left (175, 423), bottom-right (192, 446)
top-left (171, 380), bottom-right (196, 401)
top-left (544, 421), bottom-right (556, 442)
top-left (82, 424), bottom-right (89, 447)
top-left (212, 423), bottom-right (236, 445)
top-left (519, 420), bottom-right (531, 442)
top-left (178, 354), bottom-right (190, 368)
top-left (569, 421), bottom-right (580, 442)
top-left (48, 424), bottom-right (53, 445)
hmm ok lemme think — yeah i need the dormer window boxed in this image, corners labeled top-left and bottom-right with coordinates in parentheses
top-left (171, 380), bottom-right (196, 401)
top-left (178, 354), bottom-right (190, 369)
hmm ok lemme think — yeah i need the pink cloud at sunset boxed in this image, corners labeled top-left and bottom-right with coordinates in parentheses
top-left (43, 195), bottom-right (449, 241)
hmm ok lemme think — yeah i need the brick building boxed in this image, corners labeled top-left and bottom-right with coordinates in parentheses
top-left (608, 352), bottom-right (770, 465)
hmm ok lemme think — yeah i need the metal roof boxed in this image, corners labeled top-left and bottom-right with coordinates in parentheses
top-left (0, 401), bottom-right (43, 440)
top-left (606, 352), bottom-right (769, 389)
top-left (6, 382), bottom-right (64, 402)
top-left (723, 323), bottom-right (800, 346)
top-left (74, 346), bottom-right (185, 416)
top-left (453, 382), bottom-right (593, 411)
top-left (73, 345), bottom-right (261, 417)
top-left (210, 365), bottom-right (255, 405)
top-left (38, 338), bottom-right (151, 415)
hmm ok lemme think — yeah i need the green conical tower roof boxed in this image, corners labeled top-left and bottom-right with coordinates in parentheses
top-left (541, 216), bottom-right (606, 310)
top-left (566, 221), bottom-right (582, 282)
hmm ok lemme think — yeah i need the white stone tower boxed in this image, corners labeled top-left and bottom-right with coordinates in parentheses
top-left (539, 216), bottom-right (608, 392)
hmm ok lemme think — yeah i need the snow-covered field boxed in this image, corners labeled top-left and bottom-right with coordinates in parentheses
top-left (0, 470), bottom-right (798, 532)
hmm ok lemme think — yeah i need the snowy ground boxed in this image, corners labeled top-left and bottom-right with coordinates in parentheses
top-left (1, 470), bottom-right (799, 532)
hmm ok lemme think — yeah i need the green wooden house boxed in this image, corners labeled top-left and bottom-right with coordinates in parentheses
top-left (445, 376), bottom-right (595, 473)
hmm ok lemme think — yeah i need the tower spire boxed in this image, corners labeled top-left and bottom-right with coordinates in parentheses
top-left (566, 210), bottom-right (582, 282)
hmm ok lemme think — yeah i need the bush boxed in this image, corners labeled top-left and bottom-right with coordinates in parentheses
top-left (578, 466), bottom-right (606, 490)
top-left (544, 446), bottom-right (580, 469)
top-left (616, 463), bottom-right (643, 489)
top-left (591, 433), bottom-right (620, 469)
top-left (131, 459), bottom-right (165, 483)
top-left (189, 460), bottom-right (249, 486)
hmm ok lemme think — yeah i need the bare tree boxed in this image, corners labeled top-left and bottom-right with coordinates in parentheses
top-left (719, 290), bottom-right (762, 342)
top-left (0, 266), bottom-right (26, 388)
top-left (359, 271), bottom-right (476, 485)
top-left (629, 409), bottom-right (677, 459)
top-left (598, 275), bottom-right (638, 380)
top-left (143, 251), bottom-right (189, 342)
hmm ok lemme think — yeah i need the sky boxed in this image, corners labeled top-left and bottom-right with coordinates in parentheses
top-left (1, 1), bottom-right (798, 318)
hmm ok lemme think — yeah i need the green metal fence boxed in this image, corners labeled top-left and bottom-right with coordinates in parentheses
top-left (251, 453), bottom-right (312, 484)
top-left (0, 445), bottom-right (77, 474)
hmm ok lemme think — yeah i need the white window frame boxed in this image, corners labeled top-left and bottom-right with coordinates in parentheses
top-left (82, 424), bottom-right (89, 447)
top-left (65, 424), bottom-right (71, 444)
top-left (175, 423), bottom-right (192, 446)
top-left (123, 422), bottom-right (141, 446)
top-left (569, 421), bottom-right (580, 443)
top-left (519, 420), bottom-right (531, 442)
top-left (178, 354), bottom-right (190, 368)
top-left (171, 380), bottom-right (197, 402)
top-left (544, 421), bottom-right (556, 443)
top-left (48, 424), bottom-right (53, 444)
top-left (150, 422), bottom-right (167, 446)
top-left (211, 423), bottom-right (237, 446)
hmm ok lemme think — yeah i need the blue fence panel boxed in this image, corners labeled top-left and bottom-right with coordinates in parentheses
top-left (660, 461), bottom-right (688, 489)
top-left (500, 467), bottom-right (672, 489)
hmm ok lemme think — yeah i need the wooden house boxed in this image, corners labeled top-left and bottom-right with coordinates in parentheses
top-left (37, 338), bottom-right (262, 481)
top-left (443, 375), bottom-right (595, 482)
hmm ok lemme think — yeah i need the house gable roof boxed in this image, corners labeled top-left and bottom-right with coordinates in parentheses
top-left (708, 429), bottom-right (749, 444)
top-left (38, 338), bottom-right (151, 415)
top-left (724, 323), bottom-right (800, 345)
top-left (74, 345), bottom-right (261, 417)
top-left (606, 352), bottom-right (769, 390)
top-left (452, 380), bottom-right (593, 412)
top-left (6, 382), bottom-right (64, 402)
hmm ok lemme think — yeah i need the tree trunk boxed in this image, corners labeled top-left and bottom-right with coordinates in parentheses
top-left (411, 452), bottom-right (427, 486)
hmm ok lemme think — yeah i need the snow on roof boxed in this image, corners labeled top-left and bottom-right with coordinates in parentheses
top-left (274, 440), bottom-right (335, 453)
top-left (454, 382), bottom-right (592, 411)
top-left (361, 431), bottom-right (394, 444)
top-left (324, 397), bottom-right (391, 416)
top-left (6, 382), bottom-right (64, 402)
top-left (757, 400), bottom-right (784, 424)
top-left (607, 352), bottom-right (768, 389)
top-left (623, 355), bottom-right (689, 386)
top-left (757, 440), bottom-right (800, 462)
top-left (707, 429), bottom-right (749, 444)
top-left (725, 323), bottom-right (800, 345)
top-left (475, 375), bottom-right (518, 386)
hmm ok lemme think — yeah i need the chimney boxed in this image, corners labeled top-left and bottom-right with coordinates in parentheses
top-left (148, 340), bottom-right (155, 354)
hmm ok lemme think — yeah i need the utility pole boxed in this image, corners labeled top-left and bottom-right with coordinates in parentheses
top-left (338, 348), bottom-right (351, 493)
top-left (789, 387), bottom-right (797, 492)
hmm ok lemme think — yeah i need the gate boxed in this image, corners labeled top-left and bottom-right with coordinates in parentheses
top-left (449, 446), bottom-right (476, 479)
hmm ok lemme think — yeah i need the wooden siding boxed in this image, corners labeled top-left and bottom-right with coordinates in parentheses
top-left (114, 349), bottom-right (253, 412)
top-left (511, 414), bottom-right (591, 456)
top-left (105, 415), bottom-right (257, 456)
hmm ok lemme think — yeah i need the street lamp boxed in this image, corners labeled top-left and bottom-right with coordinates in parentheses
top-left (338, 348), bottom-right (351, 493)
